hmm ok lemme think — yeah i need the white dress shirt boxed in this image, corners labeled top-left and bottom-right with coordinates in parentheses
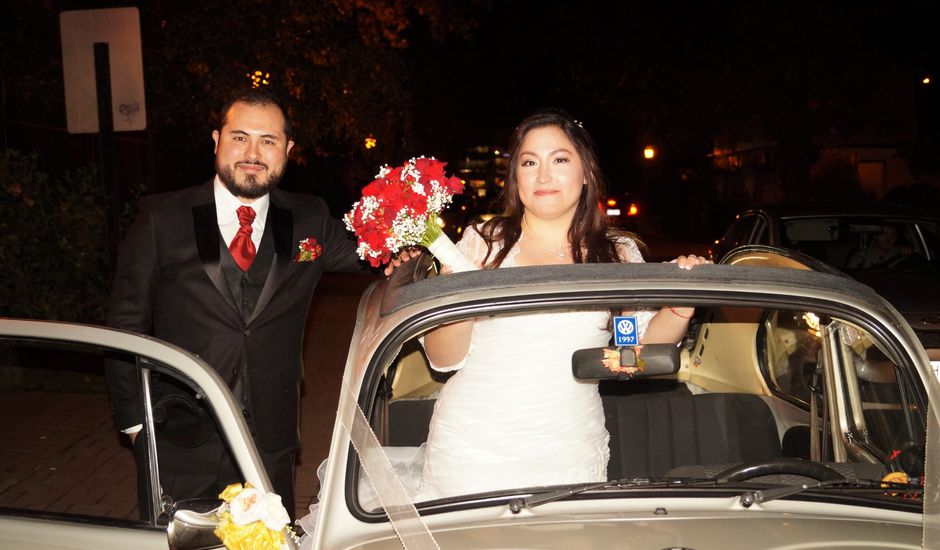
top-left (214, 175), bottom-right (269, 251)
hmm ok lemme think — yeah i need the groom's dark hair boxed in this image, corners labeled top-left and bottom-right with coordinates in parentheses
top-left (217, 87), bottom-right (293, 140)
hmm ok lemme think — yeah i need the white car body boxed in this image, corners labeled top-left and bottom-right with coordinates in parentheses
top-left (3, 248), bottom-right (939, 549)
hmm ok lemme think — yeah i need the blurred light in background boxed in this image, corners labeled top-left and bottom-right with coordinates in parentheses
top-left (247, 70), bottom-right (270, 88)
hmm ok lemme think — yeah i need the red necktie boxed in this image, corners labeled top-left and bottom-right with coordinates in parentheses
top-left (230, 205), bottom-right (256, 272)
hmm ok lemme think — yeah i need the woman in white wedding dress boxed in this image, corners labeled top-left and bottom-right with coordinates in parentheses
top-left (295, 109), bottom-right (710, 542)
top-left (418, 109), bottom-right (710, 500)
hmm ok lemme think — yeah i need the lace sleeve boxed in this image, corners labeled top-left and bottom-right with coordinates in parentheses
top-left (614, 235), bottom-right (645, 264)
top-left (456, 224), bottom-right (489, 268)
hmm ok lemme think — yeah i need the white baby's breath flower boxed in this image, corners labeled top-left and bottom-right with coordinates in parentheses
top-left (390, 208), bottom-right (427, 246)
top-left (358, 196), bottom-right (380, 220)
top-left (401, 163), bottom-right (420, 185)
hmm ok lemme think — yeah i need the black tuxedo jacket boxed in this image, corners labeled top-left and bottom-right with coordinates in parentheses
top-left (106, 182), bottom-right (365, 451)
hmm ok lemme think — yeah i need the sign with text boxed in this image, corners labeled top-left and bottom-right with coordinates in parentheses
top-left (60, 7), bottom-right (146, 133)
top-left (613, 316), bottom-right (638, 346)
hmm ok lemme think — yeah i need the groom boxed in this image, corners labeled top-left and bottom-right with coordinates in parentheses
top-left (105, 87), bottom-right (366, 518)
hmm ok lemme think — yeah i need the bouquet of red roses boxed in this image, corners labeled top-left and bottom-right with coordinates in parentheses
top-left (344, 156), bottom-right (475, 271)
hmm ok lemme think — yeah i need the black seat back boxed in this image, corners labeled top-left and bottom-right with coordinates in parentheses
top-left (602, 391), bottom-right (782, 479)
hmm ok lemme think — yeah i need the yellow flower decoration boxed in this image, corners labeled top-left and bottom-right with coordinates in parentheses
top-left (213, 482), bottom-right (294, 550)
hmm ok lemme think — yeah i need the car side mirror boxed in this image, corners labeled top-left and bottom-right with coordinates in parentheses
top-left (166, 498), bottom-right (224, 550)
top-left (572, 344), bottom-right (680, 381)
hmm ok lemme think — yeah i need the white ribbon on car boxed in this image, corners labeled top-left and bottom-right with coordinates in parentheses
top-left (339, 378), bottom-right (439, 550)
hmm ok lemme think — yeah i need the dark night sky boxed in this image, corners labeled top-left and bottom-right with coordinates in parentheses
top-left (403, 2), bottom-right (939, 185)
top-left (4, 1), bottom-right (940, 208)
top-left (5, 1), bottom-right (940, 325)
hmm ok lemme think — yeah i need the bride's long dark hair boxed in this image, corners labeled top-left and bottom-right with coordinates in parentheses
top-left (478, 108), bottom-right (644, 267)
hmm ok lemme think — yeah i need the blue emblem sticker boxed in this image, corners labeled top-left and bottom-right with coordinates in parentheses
top-left (613, 316), bottom-right (638, 346)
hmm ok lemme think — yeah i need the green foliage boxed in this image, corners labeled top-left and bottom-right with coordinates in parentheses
top-left (1, 1), bottom-right (487, 204)
top-left (137, 1), bottom-right (483, 193)
top-left (0, 150), bottom-right (120, 323)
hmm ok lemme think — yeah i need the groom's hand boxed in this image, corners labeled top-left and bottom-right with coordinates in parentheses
top-left (383, 247), bottom-right (422, 276)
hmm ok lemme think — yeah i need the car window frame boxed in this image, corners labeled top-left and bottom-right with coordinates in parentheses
top-left (752, 213), bottom-right (772, 245)
top-left (756, 304), bottom-right (929, 467)
top-left (716, 213), bottom-right (761, 259)
top-left (828, 320), bottom-right (927, 465)
top-left (0, 321), bottom-right (274, 547)
top-left (348, 280), bottom-right (931, 520)
top-left (0, 336), bottom-right (160, 529)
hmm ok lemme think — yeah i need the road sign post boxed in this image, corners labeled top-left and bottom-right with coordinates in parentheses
top-left (60, 7), bottom-right (146, 273)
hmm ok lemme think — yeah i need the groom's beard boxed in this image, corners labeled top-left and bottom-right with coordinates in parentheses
top-left (217, 159), bottom-right (285, 200)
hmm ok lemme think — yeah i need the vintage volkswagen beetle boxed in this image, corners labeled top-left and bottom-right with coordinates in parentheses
top-left (308, 248), bottom-right (940, 549)
top-left (2, 247), bottom-right (939, 549)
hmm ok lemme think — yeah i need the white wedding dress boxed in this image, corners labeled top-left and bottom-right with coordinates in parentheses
top-left (416, 227), bottom-right (653, 500)
top-left (297, 227), bottom-right (652, 543)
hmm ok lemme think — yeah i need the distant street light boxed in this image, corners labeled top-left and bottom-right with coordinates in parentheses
top-left (643, 145), bottom-right (656, 160)
top-left (924, 76), bottom-right (932, 85)
top-left (364, 135), bottom-right (377, 149)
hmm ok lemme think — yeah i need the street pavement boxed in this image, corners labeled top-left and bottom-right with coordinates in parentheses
top-left (0, 237), bottom-right (710, 522)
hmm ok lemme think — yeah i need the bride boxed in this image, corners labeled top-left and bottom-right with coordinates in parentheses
top-left (417, 108), bottom-right (709, 500)
top-left (298, 109), bottom-right (710, 540)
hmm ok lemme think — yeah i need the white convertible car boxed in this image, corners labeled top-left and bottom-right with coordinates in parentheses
top-left (2, 246), bottom-right (939, 549)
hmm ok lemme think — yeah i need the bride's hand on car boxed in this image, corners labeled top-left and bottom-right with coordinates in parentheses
top-left (670, 254), bottom-right (713, 270)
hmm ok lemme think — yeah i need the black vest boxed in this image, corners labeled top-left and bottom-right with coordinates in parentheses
top-left (220, 222), bottom-right (275, 321)
top-left (219, 223), bottom-right (275, 412)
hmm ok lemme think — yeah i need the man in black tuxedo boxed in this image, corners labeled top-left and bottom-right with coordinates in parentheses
top-left (105, 88), bottom-right (367, 518)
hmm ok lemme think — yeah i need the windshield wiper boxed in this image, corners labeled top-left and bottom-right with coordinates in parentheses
top-left (508, 478), bottom-right (715, 513)
top-left (739, 478), bottom-right (922, 508)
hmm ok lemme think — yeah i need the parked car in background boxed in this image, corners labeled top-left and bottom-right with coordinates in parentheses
top-left (711, 202), bottom-right (940, 353)
top-left (601, 191), bottom-right (640, 231)
top-left (4, 247), bottom-right (940, 549)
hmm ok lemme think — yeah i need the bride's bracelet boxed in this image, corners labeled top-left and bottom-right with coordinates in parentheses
top-left (668, 307), bottom-right (693, 319)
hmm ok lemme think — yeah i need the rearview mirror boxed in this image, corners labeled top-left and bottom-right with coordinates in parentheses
top-left (572, 344), bottom-right (679, 381)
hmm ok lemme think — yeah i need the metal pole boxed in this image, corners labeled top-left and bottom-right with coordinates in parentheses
top-left (94, 42), bottom-right (120, 277)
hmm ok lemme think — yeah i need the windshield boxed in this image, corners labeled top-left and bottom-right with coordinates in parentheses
top-left (780, 216), bottom-right (940, 273)
top-left (355, 299), bottom-right (927, 513)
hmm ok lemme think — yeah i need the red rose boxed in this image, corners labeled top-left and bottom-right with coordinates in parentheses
top-left (293, 238), bottom-right (322, 262)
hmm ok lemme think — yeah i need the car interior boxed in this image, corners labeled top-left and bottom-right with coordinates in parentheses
top-left (362, 296), bottom-right (925, 510)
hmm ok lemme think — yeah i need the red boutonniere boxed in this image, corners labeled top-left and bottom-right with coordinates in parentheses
top-left (293, 238), bottom-right (322, 262)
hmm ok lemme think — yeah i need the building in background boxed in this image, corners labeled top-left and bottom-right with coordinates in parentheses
top-left (457, 145), bottom-right (508, 200)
